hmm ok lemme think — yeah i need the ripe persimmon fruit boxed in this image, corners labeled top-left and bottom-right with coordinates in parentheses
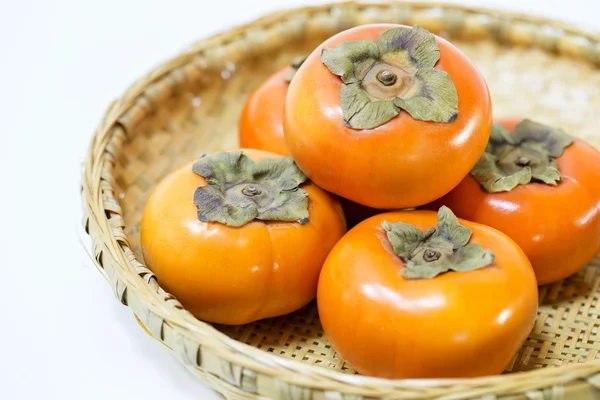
top-left (239, 57), bottom-right (384, 226)
top-left (431, 118), bottom-right (600, 285)
top-left (239, 56), bottom-right (305, 156)
top-left (141, 149), bottom-right (346, 325)
top-left (318, 207), bottom-right (538, 378)
top-left (284, 24), bottom-right (492, 209)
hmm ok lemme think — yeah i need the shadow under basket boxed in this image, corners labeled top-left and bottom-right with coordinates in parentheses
top-left (82, 2), bottom-right (600, 399)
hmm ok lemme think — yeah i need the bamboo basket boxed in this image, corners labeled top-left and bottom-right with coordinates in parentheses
top-left (82, 2), bottom-right (600, 399)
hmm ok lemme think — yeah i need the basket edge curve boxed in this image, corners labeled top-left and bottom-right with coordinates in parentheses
top-left (81, 1), bottom-right (600, 399)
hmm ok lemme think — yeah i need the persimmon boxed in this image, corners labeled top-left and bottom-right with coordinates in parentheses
top-left (317, 207), bottom-right (538, 379)
top-left (431, 118), bottom-right (600, 285)
top-left (239, 57), bottom-right (383, 225)
top-left (141, 149), bottom-right (346, 325)
top-left (239, 56), bottom-right (305, 156)
top-left (284, 24), bottom-right (492, 209)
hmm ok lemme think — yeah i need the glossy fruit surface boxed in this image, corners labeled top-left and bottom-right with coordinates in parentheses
top-left (284, 24), bottom-right (492, 208)
top-left (238, 62), bottom-right (383, 224)
top-left (318, 210), bottom-right (538, 378)
top-left (239, 67), bottom-right (292, 156)
top-left (433, 118), bottom-right (600, 285)
top-left (141, 149), bottom-right (346, 325)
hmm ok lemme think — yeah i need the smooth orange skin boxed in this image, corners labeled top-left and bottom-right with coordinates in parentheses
top-left (284, 24), bottom-right (492, 209)
top-left (239, 68), bottom-right (385, 224)
top-left (431, 118), bottom-right (600, 285)
top-left (317, 210), bottom-right (538, 379)
top-left (239, 67), bottom-right (292, 156)
top-left (141, 149), bottom-right (346, 325)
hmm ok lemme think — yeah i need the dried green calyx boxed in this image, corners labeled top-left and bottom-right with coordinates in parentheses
top-left (471, 120), bottom-right (574, 193)
top-left (321, 25), bottom-right (459, 130)
top-left (193, 151), bottom-right (309, 227)
top-left (382, 207), bottom-right (494, 279)
top-left (284, 55), bottom-right (308, 82)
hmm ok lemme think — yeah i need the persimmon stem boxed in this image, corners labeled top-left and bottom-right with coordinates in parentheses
top-left (382, 207), bottom-right (495, 279)
top-left (242, 185), bottom-right (261, 196)
top-left (377, 70), bottom-right (397, 86)
top-left (423, 249), bottom-right (441, 262)
top-left (515, 156), bottom-right (531, 167)
top-left (471, 120), bottom-right (574, 193)
top-left (320, 25), bottom-right (459, 129)
top-left (192, 151), bottom-right (309, 227)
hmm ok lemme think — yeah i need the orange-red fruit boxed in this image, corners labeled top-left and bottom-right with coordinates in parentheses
top-left (239, 67), bottom-right (292, 156)
top-left (433, 118), bottom-right (600, 285)
top-left (141, 149), bottom-right (346, 325)
top-left (318, 210), bottom-right (538, 378)
top-left (284, 24), bottom-right (492, 209)
top-left (239, 64), bottom-right (385, 225)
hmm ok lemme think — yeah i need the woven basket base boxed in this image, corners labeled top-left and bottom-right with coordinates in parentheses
top-left (109, 9), bottom-right (600, 379)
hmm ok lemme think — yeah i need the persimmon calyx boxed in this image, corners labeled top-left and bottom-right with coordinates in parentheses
top-left (192, 151), bottom-right (309, 227)
top-left (320, 25), bottom-right (459, 130)
top-left (284, 55), bottom-right (308, 82)
top-left (382, 206), bottom-right (494, 279)
top-left (471, 120), bottom-right (574, 193)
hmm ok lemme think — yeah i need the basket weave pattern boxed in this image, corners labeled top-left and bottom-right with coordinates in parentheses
top-left (83, 2), bottom-right (600, 398)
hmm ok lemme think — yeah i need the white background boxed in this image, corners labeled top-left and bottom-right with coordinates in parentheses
top-left (1, 0), bottom-right (599, 399)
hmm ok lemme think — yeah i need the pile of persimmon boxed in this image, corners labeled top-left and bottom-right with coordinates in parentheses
top-left (141, 23), bottom-right (600, 379)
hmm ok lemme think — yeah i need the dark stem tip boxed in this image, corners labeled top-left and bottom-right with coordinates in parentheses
top-left (242, 185), bottom-right (261, 197)
top-left (376, 70), bottom-right (397, 86)
top-left (423, 249), bottom-right (441, 262)
top-left (515, 156), bottom-right (531, 167)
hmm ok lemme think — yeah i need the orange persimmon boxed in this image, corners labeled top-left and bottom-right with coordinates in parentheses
top-left (141, 149), bottom-right (346, 325)
top-left (318, 207), bottom-right (538, 378)
top-left (239, 59), bottom-right (383, 225)
top-left (431, 118), bottom-right (600, 285)
top-left (284, 24), bottom-right (492, 209)
top-left (239, 57), bottom-right (305, 155)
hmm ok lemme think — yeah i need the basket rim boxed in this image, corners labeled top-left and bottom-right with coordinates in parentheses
top-left (82, 1), bottom-right (600, 397)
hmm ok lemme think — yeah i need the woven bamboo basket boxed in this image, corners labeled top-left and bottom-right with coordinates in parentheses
top-left (82, 1), bottom-right (600, 399)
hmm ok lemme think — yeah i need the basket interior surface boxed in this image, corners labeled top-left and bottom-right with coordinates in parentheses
top-left (111, 7), bottom-right (600, 377)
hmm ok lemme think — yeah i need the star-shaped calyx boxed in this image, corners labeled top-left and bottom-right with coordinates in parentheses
top-left (193, 151), bottom-right (309, 227)
top-left (321, 25), bottom-right (459, 129)
top-left (471, 120), bottom-right (574, 193)
top-left (382, 207), bottom-right (494, 279)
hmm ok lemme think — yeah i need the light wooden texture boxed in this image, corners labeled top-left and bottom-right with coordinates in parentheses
top-left (82, 2), bottom-right (600, 398)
